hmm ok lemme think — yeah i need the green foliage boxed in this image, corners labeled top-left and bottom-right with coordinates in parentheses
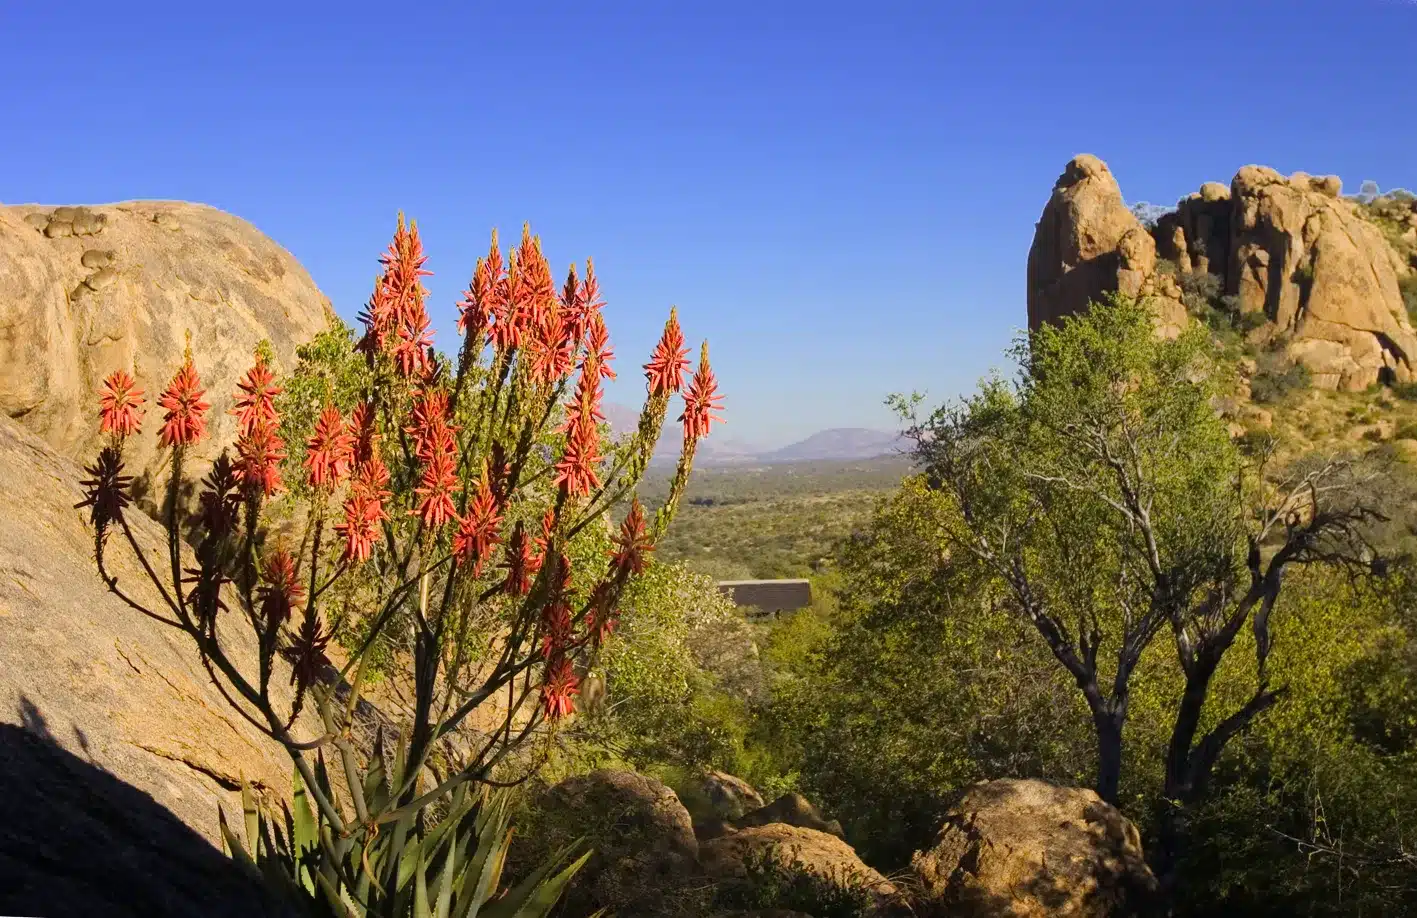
top-left (1401, 274), bottom-right (1417, 326)
top-left (641, 458), bottom-right (911, 579)
top-left (711, 844), bottom-right (878, 918)
top-left (223, 770), bottom-right (589, 917)
top-left (1250, 350), bottom-right (1312, 403)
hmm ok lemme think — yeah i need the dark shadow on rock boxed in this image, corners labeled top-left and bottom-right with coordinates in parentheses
top-left (0, 702), bottom-right (299, 918)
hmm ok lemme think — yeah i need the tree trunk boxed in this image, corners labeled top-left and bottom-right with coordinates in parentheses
top-left (1093, 706), bottom-right (1125, 806)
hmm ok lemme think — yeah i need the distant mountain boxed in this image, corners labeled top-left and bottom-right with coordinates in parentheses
top-left (758, 428), bottom-right (908, 462)
top-left (603, 403), bottom-right (905, 465)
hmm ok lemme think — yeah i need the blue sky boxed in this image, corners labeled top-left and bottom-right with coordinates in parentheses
top-left (3, 1), bottom-right (1414, 448)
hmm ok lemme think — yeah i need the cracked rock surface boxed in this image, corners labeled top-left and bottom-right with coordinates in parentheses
top-left (0, 414), bottom-right (322, 849)
top-left (0, 200), bottom-right (332, 515)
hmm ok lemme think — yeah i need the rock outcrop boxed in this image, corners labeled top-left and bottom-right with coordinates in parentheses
top-left (702, 770), bottom-right (767, 821)
top-left (701, 823), bottom-right (897, 910)
top-left (0, 415), bottom-right (322, 850)
top-left (533, 769), bottom-right (706, 917)
top-left (1027, 155), bottom-right (1417, 391)
top-left (910, 778), bottom-right (1157, 917)
top-left (0, 200), bottom-right (331, 509)
top-left (1026, 155), bottom-right (1187, 339)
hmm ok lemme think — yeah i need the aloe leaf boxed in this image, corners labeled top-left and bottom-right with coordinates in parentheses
top-left (241, 782), bottom-right (260, 860)
top-left (293, 768), bottom-right (318, 893)
top-left (433, 824), bottom-right (464, 918)
top-left (414, 847), bottom-right (433, 918)
top-left (219, 806), bottom-right (261, 877)
top-left (481, 846), bottom-right (590, 918)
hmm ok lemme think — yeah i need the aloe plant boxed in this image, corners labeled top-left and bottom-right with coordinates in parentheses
top-left (220, 765), bottom-right (589, 918)
top-left (77, 217), bottom-right (721, 918)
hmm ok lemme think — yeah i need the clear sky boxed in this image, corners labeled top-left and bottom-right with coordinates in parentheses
top-left (2, 1), bottom-right (1414, 448)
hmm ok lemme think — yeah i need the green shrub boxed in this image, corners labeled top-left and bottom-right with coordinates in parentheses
top-left (1250, 351), bottom-right (1312, 403)
top-left (1400, 274), bottom-right (1417, 326)
top-left (712, 844), bottom-right (879, 918)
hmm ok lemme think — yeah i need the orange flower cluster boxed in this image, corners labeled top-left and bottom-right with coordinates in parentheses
top-left (679, 344), bottom-right (725, 441)
top-left (358, 215), bottom-right (435, 379)
top-left (232, 355), bottom-right (287, 497)
top-left (257, 548), bottom-right (304, 629)
top-left (644, 309), bottom-right (691, 398)
top-left (304, 405), bottom-right (353, 491)
top-left (408, 388), bottom-right (460, 530)
top-left (612, 499), bottom-right (654, 576)
top-left (336, 402), bottom-right (391, 563)
top-left (451, 467), bottom-right (503, 577)
top-left (157, 359), bottom-right (211, 448)
top-left (99, 370), bottom-right (145, 439)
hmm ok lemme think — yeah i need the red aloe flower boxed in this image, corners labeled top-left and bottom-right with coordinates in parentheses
top-left (643, 309), bottom-right (690, 397)
top-left (336, 489), bottom-right (385, 563)
top-left (380, 214), bottom-right (433, 327)
top-left (348, 401), bottom-right (379, 466)
top-left (554, 414), bottom-right (602, 499)
top-left (452, 472), bottom-right (503, 576)
top-left (406, 389), bottom-right (457, 460)
top-left (305, 404), bottom-right (354, 490)
top-left (501, 522), bottom-right (536, 596)
top-left (235, 421), bottom-right (287, 497)
top-left (392, 311), bottom-right (435, 379)
top-left (257, 548), bottom-right (304, 630)
top-left (540, 656), bottom-right (580, 722)
top-left (679, 343), bottom-right (725, 441)
top-left (612, 498), bottom-right (654, 575)
top-left (561, 350), bottom-right (607, 436)
top-left (98, 370), bottom-right (145, 439)
top-left (412, 443), bottom-right (458, 529)
top-left (356, 277), bottom-right (395, 356)
top-left (516, 226), bottom-right (556, 331)
top-left (75, 447), bottom-right (132, 535)
top-left (539, 553), bottom-right (575, 659)
top-left (231, 356), bottom-right (280, 437)
top-left (585, 312), bottom-right (616, 381)
top-left (157, 359), bottom-right (211, 448)
top-left (353, 451), bottom-right (392, 503)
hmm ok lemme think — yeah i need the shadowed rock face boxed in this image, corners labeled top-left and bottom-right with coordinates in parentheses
top-left (0, 415), bottom-right (322, 848)
top-left (0, 722), bottom-right (299, 918)
top-left (1027, 155), bottom-right (1417, 391)
top-left (0, 200), bottom-right (331, 511)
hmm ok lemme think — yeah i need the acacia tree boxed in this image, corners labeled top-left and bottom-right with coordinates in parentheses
top-left (894, 295), bottom-right (1385, 880)
top-left (77, 217), bottom-right (723, 915)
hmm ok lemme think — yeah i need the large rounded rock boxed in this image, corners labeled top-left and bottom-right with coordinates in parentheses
top-left (910, 779), bottom-right (1157, 917)
top-left (1026, 155), bottom-right (1187, 338)
top-left (534, 769), bottom-right (706, 917)
top-left (702, 770), bottom-right (767, 821)
top-left (0, 415), bottom-right (322, 852)
top-left (0, 200), bottom-right (331, 510)
top-left (1229, 166), bottom-right (1417, 389)
top-left (702, 824), bottom-right (897, 912)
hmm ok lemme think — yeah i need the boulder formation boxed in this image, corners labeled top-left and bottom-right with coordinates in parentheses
top-left (532, 769), bottom-right (707, 917)
top-left (0, 200), bottom-right (331, 509)
top-left (1027, 155), bottom-right (1417, 391)
top-left (910, 778), bottom-right (1157, 917)
top-left (0, 414), bottom-right (323, 852)
top-left (1026, 155), bottom-right (1188, 339)
top-left (700, 823), bottom-right (898, 909)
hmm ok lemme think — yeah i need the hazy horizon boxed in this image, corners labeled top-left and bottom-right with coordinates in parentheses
top-left (3, 1), bottom-right (1414, 446)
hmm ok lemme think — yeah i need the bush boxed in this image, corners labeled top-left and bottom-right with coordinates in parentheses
top-left (1250, 351), bottom-right (1311, 403)
top-left (712, 844), bottom-right (879, 918)
top-left (1401, 274), bottom-right (1417, 326)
